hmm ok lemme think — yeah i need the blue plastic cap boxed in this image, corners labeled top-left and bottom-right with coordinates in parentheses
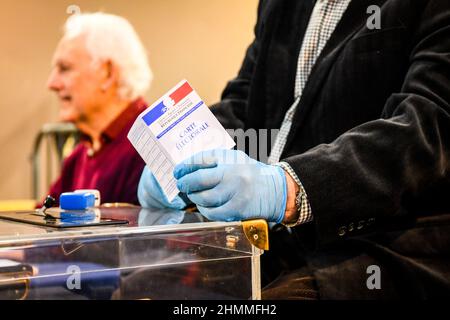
top-left (60, 192), bottom-right (96, 210)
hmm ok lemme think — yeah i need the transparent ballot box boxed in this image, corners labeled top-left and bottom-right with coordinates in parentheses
top-left (0, 207), bottom-right (267, 300)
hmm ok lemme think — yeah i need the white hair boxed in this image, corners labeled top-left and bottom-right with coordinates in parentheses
top-left (63, 12), bottom-right (152, 100)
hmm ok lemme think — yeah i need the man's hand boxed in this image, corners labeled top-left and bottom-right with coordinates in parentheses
top-left (138, 166), bottom-right (187, 210)
top-left (173, 149), bottom-right (287, 223)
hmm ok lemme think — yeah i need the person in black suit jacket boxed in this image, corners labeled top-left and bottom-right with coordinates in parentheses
top-left (139, 0), bottom-right (450, 299)
top-left (211, 0), bottom-right (450, 299)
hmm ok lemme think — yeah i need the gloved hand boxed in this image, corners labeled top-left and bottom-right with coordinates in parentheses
top-left (173, 149), bottom-right (287, 223)
top-left (138, 166), bottom-right (187, 210)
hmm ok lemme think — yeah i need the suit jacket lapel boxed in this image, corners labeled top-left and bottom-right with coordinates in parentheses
top-left (283, 0), bottom-right (388, 154)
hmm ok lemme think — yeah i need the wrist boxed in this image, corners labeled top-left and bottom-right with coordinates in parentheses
top-left (282, 170), bottom-right (300, 225)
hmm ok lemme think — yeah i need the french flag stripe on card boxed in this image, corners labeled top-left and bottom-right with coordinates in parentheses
top-left (141, 81), bottom-right (193, 126)
top-left (170, 81), bottom-right (193, 104)
top-left (142, 101), bottom-right (166, 126)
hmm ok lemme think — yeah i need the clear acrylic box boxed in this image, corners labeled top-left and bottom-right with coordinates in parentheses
top-left (0, 207), bottom-right (266, 300)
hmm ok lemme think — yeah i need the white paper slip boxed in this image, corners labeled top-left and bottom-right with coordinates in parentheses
top-left (128, 80), bottom-right (235, 201)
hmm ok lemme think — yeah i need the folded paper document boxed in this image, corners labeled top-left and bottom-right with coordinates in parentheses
top-left (128, 80), bottom-right (235, 201)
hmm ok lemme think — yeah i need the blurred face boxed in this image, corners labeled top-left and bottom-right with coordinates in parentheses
top-left (47, 36), bottom-right (107, 126)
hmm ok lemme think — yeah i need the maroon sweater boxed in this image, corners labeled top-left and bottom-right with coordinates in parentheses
top-left (47, 98), bottom-right (147, 205)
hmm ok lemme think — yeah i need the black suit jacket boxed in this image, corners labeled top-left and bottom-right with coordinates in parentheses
top-left (211, 0), bottom-right (450, 298)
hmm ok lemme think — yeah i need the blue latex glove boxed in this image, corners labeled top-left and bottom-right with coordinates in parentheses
top-left (138, 166), bottom-right (187, 210)
top-left (173, 149), bottom-right (287, 223)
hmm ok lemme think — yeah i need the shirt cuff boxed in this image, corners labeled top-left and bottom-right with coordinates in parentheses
top-left (273, 161), bottom-right (313, 227)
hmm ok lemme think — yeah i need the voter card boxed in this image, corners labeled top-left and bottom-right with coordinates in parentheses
top-left (128, 80), bottom-right (235, 201)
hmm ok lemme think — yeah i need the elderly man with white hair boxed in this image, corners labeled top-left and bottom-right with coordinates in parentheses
top-left (46, 12), bottom-right (152, 205)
